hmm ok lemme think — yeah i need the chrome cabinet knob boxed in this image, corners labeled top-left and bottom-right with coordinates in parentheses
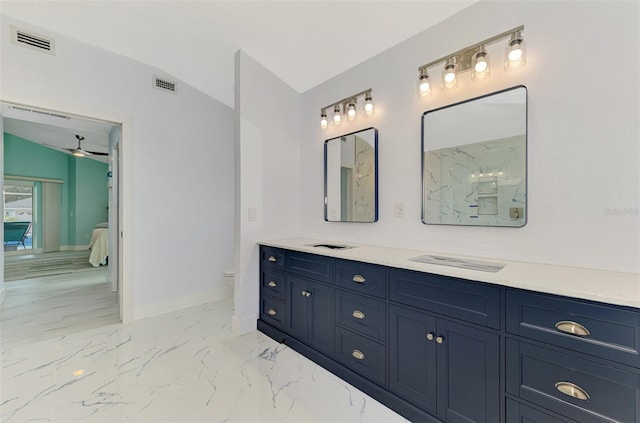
top-left (352, 310), bottom-right (365, 319)
top-left (352, 350), bottom-right (365, 360)
top-left (555, 321), bottom-right (590, 337)
top-left (301, 290), bottom-right (307, 297)
top-left (352, 275), bottom-right (366, 283)
top-left (267, 281), bottom-right (277, 287)
top-left (436, 336), bottom-right (444, 344)
top-left (426, 333), bottom-right (435, 341)
top-left (267, 309), bottom-right (277, 316)
top-left (555, 382), bottom-right (590, 400)
top-left (268, 256), bottom-right (277, 262)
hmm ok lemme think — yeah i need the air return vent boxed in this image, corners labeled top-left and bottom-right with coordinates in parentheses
top-left (11, 26), bottom-right (55, 55)
top-left (154, 76), bottom-right (177, 93)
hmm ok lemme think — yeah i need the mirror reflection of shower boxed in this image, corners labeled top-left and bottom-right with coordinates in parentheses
top-left (324, 128), bottom-right (378, 222)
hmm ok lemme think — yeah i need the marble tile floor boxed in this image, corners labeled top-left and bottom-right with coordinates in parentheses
top-left (1, 282), bottom-right (408, 422)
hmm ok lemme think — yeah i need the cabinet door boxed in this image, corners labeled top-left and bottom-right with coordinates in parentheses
top-left (389, 305), bottom-right (437, 412)
top-left (307, 281), bottom-right (334, 356)
top-left (288, 276), bottom-right (309, 342)
top-left (436, 318), bottom-right (499, 423)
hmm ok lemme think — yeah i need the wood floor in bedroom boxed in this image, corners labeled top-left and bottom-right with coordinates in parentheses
top-left (3, 250), bottom-right (97, 281)
top-left (0, 267), bottom-right (119, 349)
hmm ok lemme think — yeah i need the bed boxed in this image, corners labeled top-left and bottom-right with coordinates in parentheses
top-left (89, 225), bottom-right (109, 267)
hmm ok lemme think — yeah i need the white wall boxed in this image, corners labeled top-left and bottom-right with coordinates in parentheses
top-left (233, 50), bottom-right (301, 333)
top-left (1, 15), bottom-right (235, 319)
top-left (299, 1), bottom-right (639, 273)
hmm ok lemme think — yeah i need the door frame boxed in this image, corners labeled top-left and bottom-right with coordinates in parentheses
top-left (0, 101), bottom-right (131, 322)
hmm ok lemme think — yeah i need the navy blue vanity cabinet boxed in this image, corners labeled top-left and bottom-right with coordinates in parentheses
top-left (259, 252), bottom-right (288, 330)
top-left (505, 289), bottom-right (640, 423)
top-left (333, 260), bottom-right (388, 386)
top-left (389, 269), bottom-right (501, 423)
top-left (389, 305), bottom-right (500, 423)
top-left (506, 399), bottom-right (579, 423)
top-left (287, 275), bottom-right (334, 356)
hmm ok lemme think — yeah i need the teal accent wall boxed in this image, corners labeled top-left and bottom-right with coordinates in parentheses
top-left (69, 156), bottom-right (108, 245)
top-left (4, 133), bottom-right (108, 247)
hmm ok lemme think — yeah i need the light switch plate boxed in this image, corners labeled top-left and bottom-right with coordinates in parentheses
top-left (394, 202), bottom-right (405, 218)
top-left (248, 208), bottom-right (257, 221)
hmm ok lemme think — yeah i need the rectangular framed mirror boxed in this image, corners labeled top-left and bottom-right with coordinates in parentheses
top-left (422, 86), bottom-right (527, 227)
top-left (325, 127), bottom-right (378, 222)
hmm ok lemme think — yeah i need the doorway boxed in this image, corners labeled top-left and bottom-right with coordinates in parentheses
top-left (1, 102), bottom-right (124, 324)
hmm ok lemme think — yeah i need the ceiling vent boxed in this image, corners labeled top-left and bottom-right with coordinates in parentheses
top-left (11, 26), bottom-right (55, 55)
top-left (10, 105), bottom-right (70, 119)
top-left (154, 76), bottom-right (177, 94)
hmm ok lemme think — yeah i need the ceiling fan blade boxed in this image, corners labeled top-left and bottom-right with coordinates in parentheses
top-left (86, 151), bottom-right (109, 156)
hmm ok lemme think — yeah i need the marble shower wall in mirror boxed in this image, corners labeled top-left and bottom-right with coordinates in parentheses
top-left (325, 127), bottom-right (378, 222)
top-left (422, 86), bottom-right (527, 227)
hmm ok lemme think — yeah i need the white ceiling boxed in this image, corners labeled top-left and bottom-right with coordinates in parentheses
top-left (1, 1), bottom-right (474, 155)
top-left (1, 0), bottom-right (475, 108)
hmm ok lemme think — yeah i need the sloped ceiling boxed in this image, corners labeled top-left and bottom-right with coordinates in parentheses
top-left (1, 1), bottom-right (475, 108)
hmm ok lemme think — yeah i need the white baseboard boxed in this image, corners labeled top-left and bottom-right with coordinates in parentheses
top-left (232, 313), bottom-right (257, 335)
top-left (132, 286), bottom-right (232, 321)
top-left (4, 247), bottom-right (42, 256)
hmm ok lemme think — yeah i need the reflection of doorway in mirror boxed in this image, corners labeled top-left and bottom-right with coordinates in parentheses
top-left (340, 167), bottom-right (353, 220)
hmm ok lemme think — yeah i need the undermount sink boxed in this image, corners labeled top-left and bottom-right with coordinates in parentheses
top-left (410, 254), bottom-right (505, 273)
top-left (307, 243), bottom-right (355, 250)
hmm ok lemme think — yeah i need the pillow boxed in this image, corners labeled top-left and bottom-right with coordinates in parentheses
top-left (95, 222), bottom-right (109, 229)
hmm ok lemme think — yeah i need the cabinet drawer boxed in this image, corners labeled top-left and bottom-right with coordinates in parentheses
top-left (261, 246), bottom-right (285, 271)
top-left (335, 327), bottom-right (386, 386)
top-left (261, 269), bottom-right (286, 300)
top-left (506, 289), bottom-right (640, 368)
top-left (335, 259), bottom-right (386, 298)
top-left (261, 296), bottom-right (286, 330)
top-left (506, 339), bottom-right (640, 423)
top-left (390, 269), bottom-right (501, 329)
top-left (287, 251), bottom-right (334, 282)
top-left (335, 289), bottom-right (386, 341)
top-left (506, 399), bottom-right (579, 423)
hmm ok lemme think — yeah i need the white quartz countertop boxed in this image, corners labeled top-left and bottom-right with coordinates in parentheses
top-left (259, 238), bottom-right (640, 309)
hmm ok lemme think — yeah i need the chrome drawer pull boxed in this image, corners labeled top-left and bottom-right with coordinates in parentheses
top-left (267, 281), bottom-right (277, 287)
top-left (426, 332), bottom-right (435, 341)
top-left (352, 350), bottom-right (365, 360)
top-left (352, 310), bottom-right (365, 320)
top-left (555, 321), bottom-right (590, 337)
top-left (555, 382), bottom-right (590, 401)
top-left (352, 275), bottom-right (366, 283)
top-left (267, 309), bottom-right (277, 316)
top-left (436, 336), bottom-right (444, 344)
top-left (268, 256), bottom-right (277, 262)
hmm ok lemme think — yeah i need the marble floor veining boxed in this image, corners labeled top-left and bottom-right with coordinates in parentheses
top-left (1, 273), bottom-right (408, 422)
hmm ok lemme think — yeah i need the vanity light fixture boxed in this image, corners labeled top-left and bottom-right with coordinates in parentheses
top-left (471, 48), bottom-right (490, 80)
top-left (364, 92), bottom-right (374, 115)
top-left (320, 110), bottom-right (328, 129)
top-left (320, 89), bottom-right (373, 129)
top-left (505, 30), bottom-right (526, 69)
top-left (442, 57), bottom-right (458, 89)
top-left (417, 25), bottom-right (525, 96)
top-left (347, 99), bottom-right (357, 121)
top-left (418, 68), bottom-right (431, 96)
top-left (333, 104), bottom-right (342, 125)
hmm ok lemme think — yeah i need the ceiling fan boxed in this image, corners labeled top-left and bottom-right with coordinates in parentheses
top-left (65, 135), bottom-right (108, 157)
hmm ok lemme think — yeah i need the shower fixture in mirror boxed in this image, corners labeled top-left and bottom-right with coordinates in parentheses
top-left (325, 127), bottom-right (378, 222)
top-left (422, 86), bottom-right (527, 227)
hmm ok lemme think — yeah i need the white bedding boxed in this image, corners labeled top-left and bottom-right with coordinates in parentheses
top-left (89, 228), bottom-right (109, 267)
